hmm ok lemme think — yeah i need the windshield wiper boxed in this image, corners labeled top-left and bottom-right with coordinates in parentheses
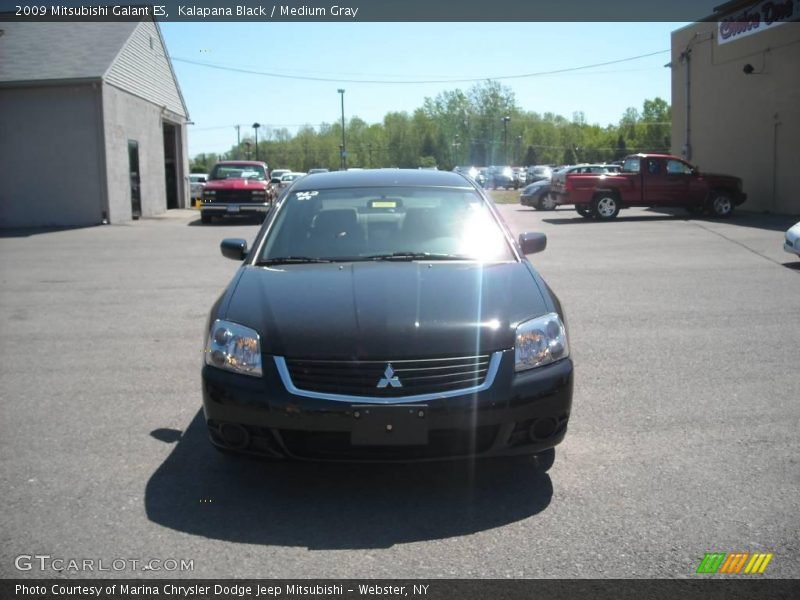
top-left (361, 252), bottom-right (469, 261)
top-left (254, 256), bottom-right (333, 265)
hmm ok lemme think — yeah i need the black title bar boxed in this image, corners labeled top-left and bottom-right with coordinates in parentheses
top-left (3, 580), bottom-right (800, 600)
top-left (1, 0), bottom-right (728, 22)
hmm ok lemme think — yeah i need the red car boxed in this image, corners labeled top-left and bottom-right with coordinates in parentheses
top-left (200, 161), bottom-right (275, 223)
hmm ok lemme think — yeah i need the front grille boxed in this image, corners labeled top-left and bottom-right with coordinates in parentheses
top-left (209, 190), bottom-right (264, 203)
top-left (284, 354), bottom-right (492, 398)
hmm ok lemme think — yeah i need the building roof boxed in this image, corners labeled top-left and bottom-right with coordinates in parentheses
top-left (0, 20), bottom-right (188, 118)
top-left (0, 22), bottom-right (140, 83)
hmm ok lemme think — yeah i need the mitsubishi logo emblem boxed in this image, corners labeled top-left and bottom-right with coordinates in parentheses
top-left (377, 363), bottom-right (403, 388)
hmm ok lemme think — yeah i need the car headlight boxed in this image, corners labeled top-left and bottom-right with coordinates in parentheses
top-left (515, 312), bottom-right (569, 372)
top-left (204, 190), bottom-right (216, 197)
top-left (204, 319), bottom-right (262, 377)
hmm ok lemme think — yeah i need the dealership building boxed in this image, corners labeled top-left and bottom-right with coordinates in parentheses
top-left (671, 0), bottom-right (800, 214)
top-left (0, 19), bottom-right (190, 228)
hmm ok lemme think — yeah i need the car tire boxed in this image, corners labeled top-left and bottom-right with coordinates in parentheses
top-left (709, 192), bottom-right (734, 218)
top-left (576, 205), bottom-right (593, 218)
top-left (540, 194), bottom-right (557, 211)
top-left (533, 448), bottom-right (556, 472)
top-left (200, 212), bottom-right (212, 224)
top-left (592, 193), bottom-right (620, 220)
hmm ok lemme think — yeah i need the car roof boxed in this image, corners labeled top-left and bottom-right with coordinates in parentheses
top-left (292, 168), bottom-right (475, 191)
top-left (216, 161), bottom-right (267, 166)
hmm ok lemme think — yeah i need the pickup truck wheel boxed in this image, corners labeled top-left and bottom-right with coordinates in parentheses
top-left (576, 205), bottom-right (592, 218)
top-left (710, 192), bottom-right (734, 218)
top-left (592, 194), bottom-right (620, 220)
top-left (200, 212), bottom-right (212, 224)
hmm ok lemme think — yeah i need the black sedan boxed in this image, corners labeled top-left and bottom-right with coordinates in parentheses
top-left (520, 179), bottom-right (554, 210)
top-left (202, 169), bottom-right (573, 464)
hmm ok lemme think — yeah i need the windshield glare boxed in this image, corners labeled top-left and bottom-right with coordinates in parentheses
top-left (259, 186), bottom-right (514, 262)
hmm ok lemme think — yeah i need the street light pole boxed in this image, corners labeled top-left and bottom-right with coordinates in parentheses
top-left (502, 116), bottom-right (510, 164)
top-left (338, 89), bottom-right (346, 170)
top-left (252, 122), bottom-right (261, 161)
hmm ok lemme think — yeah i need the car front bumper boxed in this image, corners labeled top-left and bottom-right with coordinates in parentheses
top-left (201, 202), bottom-right (271, 215)
top-left (201, 350), bottom-right (573, 462)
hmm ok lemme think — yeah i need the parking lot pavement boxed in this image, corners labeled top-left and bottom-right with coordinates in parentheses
top-left (1, 207), bottom-right (799, 578)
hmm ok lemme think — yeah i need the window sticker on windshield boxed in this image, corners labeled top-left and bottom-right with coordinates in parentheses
top-left (295, 191), bottom-right (319, 201)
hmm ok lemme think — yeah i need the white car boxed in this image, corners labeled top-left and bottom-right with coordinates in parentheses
top-left (279, 172), bottom-right (307, 188)
top-left (189, 173), bottom-right (208, 199)
top-left (784, 221), bottom-right (800, 257)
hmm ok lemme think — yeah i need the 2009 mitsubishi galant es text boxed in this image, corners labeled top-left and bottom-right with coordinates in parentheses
top-left (202, 169), bottom-right (573, 465)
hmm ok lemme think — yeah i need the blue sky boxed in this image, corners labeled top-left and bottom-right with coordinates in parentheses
top-left (160, 22), bottom-right (690, 157)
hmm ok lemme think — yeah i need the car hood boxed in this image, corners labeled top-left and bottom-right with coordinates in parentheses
top-left (223, 261), bottom-right (548, 359)
top-left (205, 178), bottom-right (268, 190)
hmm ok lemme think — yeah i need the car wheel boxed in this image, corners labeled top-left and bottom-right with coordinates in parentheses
top-left (200, 212), bottom-right (212, 224)
top-left (540, 194), bottom-right (557, 211)
top-left (709, 192), bottom-right (734, 218)
top-left (576, 205), bottom-right (592, 218)
top-left (592, 193), bottom-right (620, 220)
top-left (533, 448), bottom-right (555, 472)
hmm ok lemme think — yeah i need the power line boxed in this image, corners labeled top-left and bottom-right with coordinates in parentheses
top-left (171, 49), bottom-right (669, 85)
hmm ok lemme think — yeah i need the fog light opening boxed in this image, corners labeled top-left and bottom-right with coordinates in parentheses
top-left (529, 417), bottom-right (558, 442)
top-left (219, 423), bottom-right (250, 450)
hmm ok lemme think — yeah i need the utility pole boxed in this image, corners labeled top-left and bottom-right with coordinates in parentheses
top-left (235, 125), bottom-right (240, 153)
top-left (338, 89), bottom-right (346, 170)
top-left (252, 123), bottom-right (261, 161)
top-left (502, 116), bottom-right (511, 164)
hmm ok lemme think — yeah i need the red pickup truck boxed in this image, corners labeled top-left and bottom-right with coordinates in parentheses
top-left (550, 154), bottom-right (746, 220)
top-left (200, 161), bottom-right (275, 223)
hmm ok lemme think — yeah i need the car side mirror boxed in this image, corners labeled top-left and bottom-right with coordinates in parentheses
top-left (519, 232), bottom-right (547, 255)
top-left (220, 238), bottom-right (248, 261)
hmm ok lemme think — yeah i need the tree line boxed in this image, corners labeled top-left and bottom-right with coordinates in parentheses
top-left (191, 80), bottom-right (671, 173)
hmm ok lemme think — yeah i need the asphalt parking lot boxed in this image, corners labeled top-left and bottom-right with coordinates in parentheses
top-left (1, 205), bottom-right (798, 579)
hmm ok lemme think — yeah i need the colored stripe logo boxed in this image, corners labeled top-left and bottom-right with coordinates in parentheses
top-left (697, 552), bottom-right (773, 574)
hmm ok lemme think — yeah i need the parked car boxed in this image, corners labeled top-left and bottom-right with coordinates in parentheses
top-left (270, 169), bottom-right (291, 185)
top-left (307, 168), bottom-right (330, 175)
top-left (525, 165), bottom-right (553, 185)
top-left (550, 154), bottom-right (746, 219)
top-left (486, 165), bottom-right (516, 189)
top-left (200, 161), bottom-right (273, 224)
top-left (189, 173), bottom-right (208, 200)
top-left (785, 221), bottom-right (800, 257)
top-left (520, 179), bottom-right (553, 210)
top-left (203, 169), bottom-right (572, 464)
top-left (279, 172), bottom-right (307, 187)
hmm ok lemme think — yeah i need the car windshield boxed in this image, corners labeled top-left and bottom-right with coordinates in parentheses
top-left (210, 164), bottom-right (266, 181)
top-left (257, 186), bottom-right (515, 263)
